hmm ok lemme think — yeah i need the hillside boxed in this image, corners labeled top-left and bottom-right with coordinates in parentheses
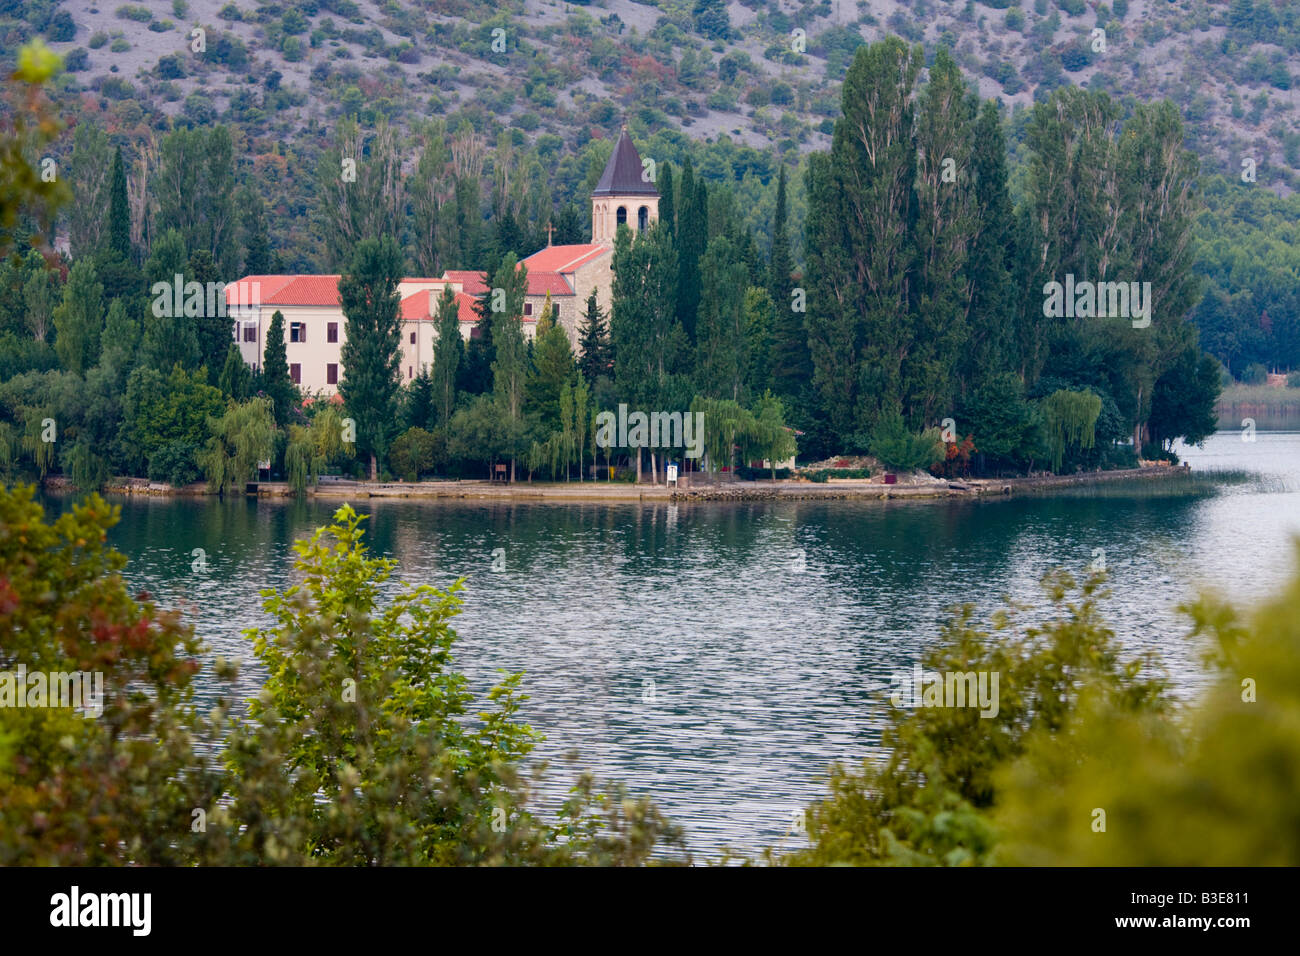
top-left (14, 0), bottom-right (1300, 193)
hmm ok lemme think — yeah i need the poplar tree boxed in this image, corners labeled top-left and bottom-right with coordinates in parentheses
top-left (908, 46), bottom-right (976, 425)
top-left (487, 253), bottom-right (529, 480)
top-left (339, 236), bottom-right (404, 480)
top-left (53, 259), bottom-right (104, 374)
top-left (695, 235), bottom-right (750, 401)
top-left (805, 38), bottom-right (921, 444)
top-left (431, 285), bottom-right (462, 428)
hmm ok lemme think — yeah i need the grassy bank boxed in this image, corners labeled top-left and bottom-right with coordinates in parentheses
top-left (1217, 385), bottom-right (1300, 430)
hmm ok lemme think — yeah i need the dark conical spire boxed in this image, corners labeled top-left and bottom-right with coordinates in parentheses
top-left (593, 127), bottom-right (659, 197)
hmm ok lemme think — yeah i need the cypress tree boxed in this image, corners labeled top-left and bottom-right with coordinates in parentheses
top-left (107, 147), bottom-right (131, 261)
top-left (766, 164), bottom-right (810, 400)
top-left (262, 310), bottom-right (296, 425)
top-left (431, 286), bottom-right (463, 428)
top-left (658, 161), bottom-right (675, 239)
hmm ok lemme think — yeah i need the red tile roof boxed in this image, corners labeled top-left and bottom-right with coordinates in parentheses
top-left (443, 270), bottom-right (488, 296)
top-left (526, 271), bottom-right (573, 296)
top-left (522, 244), bottom-right (607, 273)
top-left (400, 290), bottom-right (481, 324)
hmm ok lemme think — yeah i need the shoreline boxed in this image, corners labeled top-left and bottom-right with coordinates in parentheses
top-left (64, 463), bottom-right (1194, 503)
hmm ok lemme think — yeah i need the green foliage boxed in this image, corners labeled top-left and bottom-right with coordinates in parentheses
top-left (1039, 389), bottom-right (1101, 472)
top-left (0, 485), bottom-right (212, 864)
top-left (994, 541), bottom-right (1300, 865)
top-left (867, 410), bottom-right (945, 472)
top-left (197, 397), bottom-right (276, 495)
top-left (124, 364), bottom-right (226, 472)
top-left (388, 425), bottom-right (440, 480)
top-left (146, 440), bottom-right (202, 486)
top-left (782, 568), bottom-right (1168, 866)
top-left (209, 505), bottom-right (687, 864)
top-left (339, 237), bottom-right (404, 480)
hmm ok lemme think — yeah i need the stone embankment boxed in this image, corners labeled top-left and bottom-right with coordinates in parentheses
top-left (63, 465), bottom-right (1189, 502)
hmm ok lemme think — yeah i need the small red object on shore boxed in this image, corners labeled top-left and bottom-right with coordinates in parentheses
top-left (884, 473), bottom-right (897, 485)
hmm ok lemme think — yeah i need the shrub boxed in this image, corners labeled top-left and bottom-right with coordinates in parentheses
top-left (109, 37), bottom-right (130, 52)
top-left (1241, 362), bottom-right (1268, 385)
top-left (88, 31), bottom-right (109, 48)
top-left (782, 566), bottom-right (1168, 865)
top-left (115, 4), bottom-right (153, 22)
top-left (1288, 370), bottom-right (1300, 388)
top-left (867, 411), bottom-right (945, 472)
top-left (389, 426), bottom-right (439, 480)
top-left (147, 440), bottom-right (202, 486)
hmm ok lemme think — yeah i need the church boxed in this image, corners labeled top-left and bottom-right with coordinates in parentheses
top-left (225, 128), bottom-right (659, 394)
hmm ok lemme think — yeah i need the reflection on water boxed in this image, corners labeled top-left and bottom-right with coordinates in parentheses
top-left (40, 431), bottom-right (1300, 858)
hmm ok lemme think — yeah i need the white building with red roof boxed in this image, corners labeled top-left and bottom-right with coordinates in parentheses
top-left (226, 128), bottom-right (658, 394)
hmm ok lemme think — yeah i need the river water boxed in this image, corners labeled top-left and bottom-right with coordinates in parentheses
top-left (40, 431), bottom-right (1300, 858)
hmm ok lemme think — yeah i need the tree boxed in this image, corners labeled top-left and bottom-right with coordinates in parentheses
top-left (675, 160), bottom-right (706, 341)
top-left (611, 223), bottom-right (683, 483)
top-left (783, 568), bottom-right (1167, 866)
top-left (577, 290), bottom-right (611, 384)
top-left (0, 484), bottom-right (212, 865)
top-left (261, 310), bottom-right (296, 426)
top-left (692, 0), bottom-right (731, 41)
top-left (188, 248), bottom-right (232, 383)
top-left (488, 253), bottom-right (530, 481)
top-left (197, 396), bottom-right (275, 496)
top-left (806, 39), bottom-right (922, 444)
top-left (1147, 347), bottom-right (1221, 450)
top-left (339, 237), bottom-right (404, 480)
top-left (219, 341), bottom-right (252, 400)
top-left (67, 121), bottom-right (111, 260)
top-left (695, 235), bottom-right (750, 401)
top-left (908, 47), bottom-right (976, 424)
top-left (431, 286), bottom-right (462, 428)
top-left (240, 186), bottom-right (272, 275)
top-left (107, 146), bottom-right (131, 261)
top-left (404, 367), bottom-right (436, 431)
top-left (528, 297), bottom-right (576, 430)
top-left (316, 117), bottom-right (405, 271)
top-left (766, 164), bottom-right (808, 399)
top-left (52, 259), bottom-right (103, 374)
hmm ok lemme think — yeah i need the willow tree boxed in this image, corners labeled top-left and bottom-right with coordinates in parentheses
top-left (198, 397), bottom-right (275, 496)
top-left (1040, 389), bottom-right (1102, 473)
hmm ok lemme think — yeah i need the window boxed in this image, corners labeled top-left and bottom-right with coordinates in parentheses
top-left (638, 205), bottom-right (649, 231)
top-left (290, 322), bottom-right (306, 343)
top-left (408, 366), bottom-right (413, 379)
top-left (409, 332), bottom-right (416, 344)
top-left (243, 323), bottom-right (257, 342)
top-left (524, 302), bottom-right (533, 316)
top-left (326, 363), bottom-right (338, 385)
top-left (327, 322), bottom-right (338, 343)
top-left (616, 205), bottom-right (627, 226)
top-left (290, 363), bottom-right (301, 384)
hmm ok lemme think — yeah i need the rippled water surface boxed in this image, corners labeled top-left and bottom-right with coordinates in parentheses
top-left (42, 431), bottom-right (1300, 858)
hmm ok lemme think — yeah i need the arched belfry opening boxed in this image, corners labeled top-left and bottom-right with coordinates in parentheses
top-left (591, 126), bottom-right (660, 244)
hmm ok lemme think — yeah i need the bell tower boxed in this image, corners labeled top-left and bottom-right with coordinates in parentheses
top-left (591, 126), bottom-right (660, 245)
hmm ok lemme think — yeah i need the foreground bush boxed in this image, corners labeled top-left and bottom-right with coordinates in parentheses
top-left (783, 547), bottom-right (1300, 866)
top-left (0, 486), bottom-right (687, 865)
